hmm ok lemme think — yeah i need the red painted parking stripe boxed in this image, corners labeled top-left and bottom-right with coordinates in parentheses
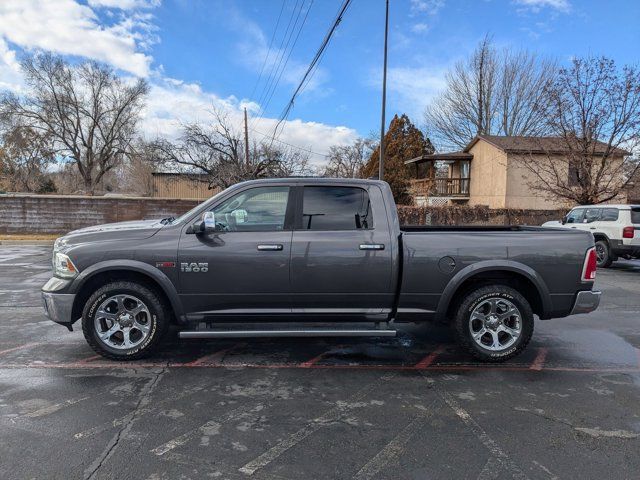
top-left (0, 342), bottom-right (41, 356)
top-left (299, 345), bottom-right (344, 368)
top-left (413, 345), bottom-right (445, 370)
top-left (0, 361), bottom-right (639, 373)
top-left (529, 347), bottom-right (548, 371)
top-left (299, 352), bottom-right (328, 368)
top-left (184, 343), bottom-right (244, 367)
top-left (77, 355), bottom-right (101, 363)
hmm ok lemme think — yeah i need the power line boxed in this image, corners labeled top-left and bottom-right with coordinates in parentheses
top-left (257, 0), bottom-right (314, 129)
top-left (270, 0), bottom-right (353, 142)
top-left (251, 0), bottom-right (305, 128)
top-left (249, 127), bottom-right (329, 158)
top-left (248, 0), bottom-right (287, 101)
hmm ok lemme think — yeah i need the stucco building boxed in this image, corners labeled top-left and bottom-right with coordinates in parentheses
top-left (406, 135), bottom-right (629, 210)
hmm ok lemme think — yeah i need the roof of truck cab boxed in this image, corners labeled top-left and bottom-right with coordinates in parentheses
top-left (234, 177), bottom-right (387, 187)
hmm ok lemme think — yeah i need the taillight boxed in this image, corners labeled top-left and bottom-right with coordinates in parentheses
top-left (623, 226), bottom-right (634, 239)
top-left (582, 247), bottom-right (597, 281)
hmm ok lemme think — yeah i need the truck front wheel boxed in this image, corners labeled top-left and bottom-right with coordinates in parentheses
top-left (453, 285), bottom-right (534, 362)
top-left (81, 281), bottom-right (169, 361)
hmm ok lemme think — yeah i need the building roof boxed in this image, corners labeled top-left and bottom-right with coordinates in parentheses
top-left (405, 151), bottom-right (473, 165)
top-left (465, 135), bottom-right (630, 156)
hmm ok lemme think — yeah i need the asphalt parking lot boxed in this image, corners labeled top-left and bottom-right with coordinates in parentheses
top-left (0, 245), bottom-right (639, 480)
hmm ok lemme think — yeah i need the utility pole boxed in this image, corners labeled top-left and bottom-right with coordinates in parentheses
top-left (244, 107), bottom-right (250, 169)
top-left (378, 0), bottom-right (389, 181)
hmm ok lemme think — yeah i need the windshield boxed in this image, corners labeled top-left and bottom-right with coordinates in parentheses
top-left (170, 187), bottom-right (229, 225)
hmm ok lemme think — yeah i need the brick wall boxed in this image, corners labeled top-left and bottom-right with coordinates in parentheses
top-left (0, 195), bottom-right (200, 234)
top-left (0, 194), bottom-right (566, 235)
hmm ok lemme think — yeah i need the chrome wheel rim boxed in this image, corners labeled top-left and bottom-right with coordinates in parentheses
top-left (94, 294), bottom-right (151, 350)
top-left (469, 297), bottom-right (522, 351)
top-left (596, 244), bottom-right (606, 263)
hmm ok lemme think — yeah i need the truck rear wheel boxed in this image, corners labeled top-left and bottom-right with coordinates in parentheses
top-left (453, 285), bottom-right (533, 362)
top-left (81, 281), bottom-right (168, 361)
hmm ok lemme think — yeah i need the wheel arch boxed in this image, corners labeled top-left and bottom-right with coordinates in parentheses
top-left (436, 260), bottom-right (551, 321)
top-left (591, 232), bottom-right (610, 244)
top-left (69, 261), bottom-right (184, 324)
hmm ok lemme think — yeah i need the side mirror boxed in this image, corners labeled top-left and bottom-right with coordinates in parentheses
top-left (561, 216), bottom-right (567, 225)
top-left (203, 212), bottom-right (216, 232)
top-left (187, 212), bottom-right (216, 234)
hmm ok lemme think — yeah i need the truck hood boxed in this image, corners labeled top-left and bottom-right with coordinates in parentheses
top-left (61, 219), bottom-right (164, 247)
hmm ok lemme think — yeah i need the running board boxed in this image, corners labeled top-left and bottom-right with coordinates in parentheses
top-left (179, 329), bottom-right (397, 339)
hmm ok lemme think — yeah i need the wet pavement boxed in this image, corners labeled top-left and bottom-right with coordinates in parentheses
top-left (0, 245), bottom-right (639, 479)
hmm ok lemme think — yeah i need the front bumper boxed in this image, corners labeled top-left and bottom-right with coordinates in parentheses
top-left (42, 291), bottom-right (76, 330)
top-left (570, 290), bottom-right (601, 315)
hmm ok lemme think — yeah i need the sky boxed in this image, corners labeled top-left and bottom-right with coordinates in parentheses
top-left (0, 0), bottom-right (638, 165)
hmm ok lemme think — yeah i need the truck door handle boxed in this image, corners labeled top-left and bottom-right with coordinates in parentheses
top-left (257, 244), bottom-right (283, 251)
top-left (590, 227), bottom-right (596, 230)
top-left (359, 243), bottom-right (385, 251)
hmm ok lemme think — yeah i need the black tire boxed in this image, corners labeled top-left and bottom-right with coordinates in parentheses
top-left (453, 285), bottom-right (534, 363)
top-left (595, 240), bottom-right (613, 268)
top-left (82, 281), bottom-right (169, 361)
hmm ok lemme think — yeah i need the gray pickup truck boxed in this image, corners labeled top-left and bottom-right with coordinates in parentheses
top-left (42, 178), bottom-right (601, 362)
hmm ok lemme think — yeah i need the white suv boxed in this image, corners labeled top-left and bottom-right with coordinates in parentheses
top-left (543, 205), bottom-right (640, 267)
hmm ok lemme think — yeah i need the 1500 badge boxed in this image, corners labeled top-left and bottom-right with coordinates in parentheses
top-left (181, 262), bottom-right (209, 273)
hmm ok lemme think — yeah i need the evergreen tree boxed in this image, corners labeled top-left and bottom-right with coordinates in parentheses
top-left (362, 114), bottom-right (434, 204)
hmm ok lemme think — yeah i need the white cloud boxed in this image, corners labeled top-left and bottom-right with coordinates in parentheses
top-left (411, 23), bottom-right (430, 34)
top-left (513, 0), bottom-right (570, 12)
top-left (0, 0), bottom-right (154, 76)
top-left (0, 1), bottom-right (356, 166)
top-left (0, 38), bottom-right (23, 92)
top-left (410, 0), bottom-right (445, 16)
top-left (369, 66), bottom-right (447, 119)
top-left (141, 77), bottom-right (358, 166)
top-left (88, 0), bottom-right (160, 9)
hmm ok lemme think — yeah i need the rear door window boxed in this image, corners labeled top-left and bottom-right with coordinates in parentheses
top-left (300, 186), bottom-right (373, 230)
top-left (600, 208), bottom-right (619, 221)
top-left (584, 208), bottom-right (601, 223)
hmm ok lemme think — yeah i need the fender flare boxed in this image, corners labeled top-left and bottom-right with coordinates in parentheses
top-left (69, 260), bottom-right (185, 322)
top-left (590, 231), bottom-right (610, 242)
top-left (435, 260), bottom-right (552, 321)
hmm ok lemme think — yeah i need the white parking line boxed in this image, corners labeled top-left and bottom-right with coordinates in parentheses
top-left (239, 373), bottom-right (396, 476)
top-left (441, 391), bottom-right (529, 480)
top-left (151, 403), bottom-right (265, 456)
top-left (353, 404), bottom-right (435, 480)
top-left (24, 395), bottom-right (91, 418)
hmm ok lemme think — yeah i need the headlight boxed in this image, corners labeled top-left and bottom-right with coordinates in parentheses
top-left (53, 252), bottom-right (78, 279)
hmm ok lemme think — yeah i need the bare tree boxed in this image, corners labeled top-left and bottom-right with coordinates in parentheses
top-left (499, 50), bottom-right (556, 136)
top-left (151, 109), bottom-right (312, 189)
top-left (258, 143), bottom-right (314, 177)
top-left (323, 138), bottom-right (375, 178)
top-left (424, 36), bottom-right (556, 150)
top-left (1, 54), bottom-right (148, 194)
top-left (0, 124), bottom-right (56, 192)
top-left (517, 57), bottom-right (640, 204)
